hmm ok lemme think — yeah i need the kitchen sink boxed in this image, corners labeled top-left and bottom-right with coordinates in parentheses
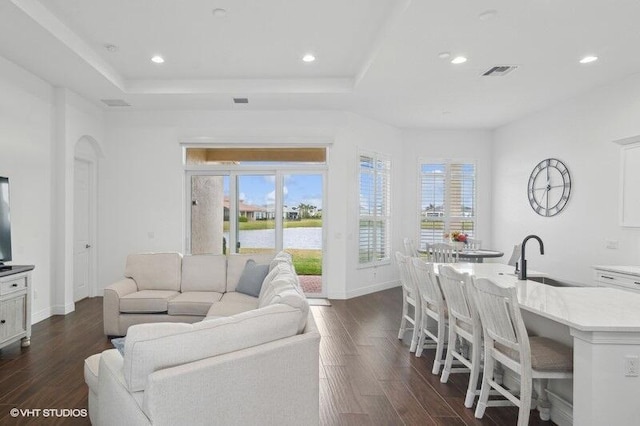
top-left (527, 276), bottom-right (582, 287)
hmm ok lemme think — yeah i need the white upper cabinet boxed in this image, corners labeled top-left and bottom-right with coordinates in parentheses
top-left (615, 136), bottom-right (640, 227)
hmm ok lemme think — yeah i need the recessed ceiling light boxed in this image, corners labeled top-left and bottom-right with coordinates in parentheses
top-left (479, 10), bottom-right (498, 21)
top-left (212, 8), bottom-right (227, 17)
top-left (302, 54), bottom-right (316, 63)
top-left (104, 44), bottom-right (118, 53)
top-left (438, 52), bottom-right (451, 59)
top-left (151, 55), bottom-right (165, 64)
top-left (451, 56), bottom-right (467, 64)
top-left (579, 55), bottom-right (598, 64)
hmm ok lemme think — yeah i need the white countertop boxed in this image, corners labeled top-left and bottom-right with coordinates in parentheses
top-left (436, 263), bottom-right (640, 333)
top-left (593, 265), bottom-right (640, 276)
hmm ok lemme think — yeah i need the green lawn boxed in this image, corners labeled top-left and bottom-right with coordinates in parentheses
top-left (224, 218), bottom-right (322, 231)
top-left (420, 221), bottom-right (474, 231)
top-left (238, 248), bottom-right (322, 275)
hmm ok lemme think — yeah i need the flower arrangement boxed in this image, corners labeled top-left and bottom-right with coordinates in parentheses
top-left (444, 231), bottom-right (468, 243)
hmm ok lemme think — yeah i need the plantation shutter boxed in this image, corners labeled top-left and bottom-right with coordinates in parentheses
top-left (359, 154), bottom-right (391, 264)
top-left (419, 164), bottom-right (446, 249)
top-left (449, 163), bottom-right (476, 237)
top-left (419, 161), bottom-right (476, 249)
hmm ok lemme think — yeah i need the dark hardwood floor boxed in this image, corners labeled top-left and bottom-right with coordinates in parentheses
top-left (0, 288), bottom-right (552, 425)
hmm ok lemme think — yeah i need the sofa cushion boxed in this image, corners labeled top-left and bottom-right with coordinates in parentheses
top-left (168, 291), bottom-right (222, 316)
top-left (120, 290), bottom-right (180, 313)
top-left (84, 353), bottom-right (101, 393)
top-left (258, 268), bottom-right (308, 333)
top-left (168, 291), bottom-right (223, 316)
top-left (123, 304), bottom-right (304, 392)
top-left (235, 260), bottom-right (270, 297)
top-left (125, 253), bottom-right (182, 291)
top-left (269, 251), bottom-right (293, 271)
top-left (181, 255), bottom-right (227, 293)
top-left (259, 265), bottom-right (298, 307)
top-left (206, 292), bottom-right (259, 317)
top-left (264, 288), bottom-right (309, 334)
top-left (226, 253), bottom-right (275, 292)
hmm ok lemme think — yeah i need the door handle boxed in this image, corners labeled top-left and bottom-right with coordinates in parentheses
top-left (85, 244), bottom-right (91, 249)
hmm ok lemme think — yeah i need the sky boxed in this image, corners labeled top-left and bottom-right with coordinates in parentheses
top-left (223, 174), bottom-right (323, 209)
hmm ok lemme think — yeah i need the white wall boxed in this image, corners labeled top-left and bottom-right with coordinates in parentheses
top-left (0, 55), bottom-right (54, 322)
top-left (100, 110), bottom-right (406, 298)
top-left (0, 53), bottom-right (104, 323)
top-left (51, 88), bottom-right (104, 314)
top-left (402, 129), bottom-right (494, 250)
top-left (493, 72), bottom-right (640, 285)
top-left (338, 113), bottom-right (404, 298)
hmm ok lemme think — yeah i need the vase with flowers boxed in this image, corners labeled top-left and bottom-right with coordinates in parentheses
top-left (444, 231), bottom-right (468, 244)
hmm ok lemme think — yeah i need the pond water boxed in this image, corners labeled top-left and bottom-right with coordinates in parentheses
top-left (224, 227), bottom-right (322, 250)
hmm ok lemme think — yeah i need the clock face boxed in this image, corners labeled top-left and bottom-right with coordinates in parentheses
top-left (527, 158), bottom-right (571, 217)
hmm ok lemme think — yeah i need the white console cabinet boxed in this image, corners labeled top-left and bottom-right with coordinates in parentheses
top-left (593, 265), bottom-right (640, 293)
top-left (0, 266), bottom-right (33, 350)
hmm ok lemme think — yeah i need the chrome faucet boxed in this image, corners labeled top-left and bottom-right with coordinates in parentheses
top-left (518, 235), bottom-right (544, 280)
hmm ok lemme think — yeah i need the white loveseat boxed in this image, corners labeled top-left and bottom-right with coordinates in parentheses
top-left (86, 252), bottom-right (319, 425)
top-left (103, 252), bottom-right (276, 336)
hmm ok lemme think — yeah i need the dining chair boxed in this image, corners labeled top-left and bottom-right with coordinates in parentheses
top-left (395, 252), bottom-right (421, 352)
top-left (411, 258), bottom-right (448, 374)
top-left (429, 243), bottom-right (459, 263)
top-left (403, 237), bottom-right (419, 257)
top-left (466, 238), bottom-right (482, 250)
top-left (470, 277), bottom-right (573, 425)
top-left (438, 265), bottom-right (483, 408)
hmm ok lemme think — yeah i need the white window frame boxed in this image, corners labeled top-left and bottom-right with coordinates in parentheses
top-left (417, 158), bottom-right (477, 248)
top-left (358, 150), bottom-right (392, 267)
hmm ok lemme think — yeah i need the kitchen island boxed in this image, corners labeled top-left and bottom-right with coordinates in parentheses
top-left (436, 262), bottom-right (640, 426)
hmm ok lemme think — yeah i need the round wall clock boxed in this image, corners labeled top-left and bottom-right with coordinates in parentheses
top-left (527, 158), bottom-right (571, 217)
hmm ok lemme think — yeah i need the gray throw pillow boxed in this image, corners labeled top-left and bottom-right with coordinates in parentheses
top-left (112, 337), bottom-right (125, 355)
top-left (236, 259), bottom-right (270, 297)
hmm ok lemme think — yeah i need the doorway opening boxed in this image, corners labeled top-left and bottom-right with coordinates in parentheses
top-left (73, 137), bottom-right (100, 302)
top-left (184, 147), bottom-right (327, 296)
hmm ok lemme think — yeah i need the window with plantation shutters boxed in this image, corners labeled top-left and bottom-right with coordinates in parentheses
top-left (359, 153), bottom-right (391, 265)
top-left (418, 161), bottom-right (476, 250)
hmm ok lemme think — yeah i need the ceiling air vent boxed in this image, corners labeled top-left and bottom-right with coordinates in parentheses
top-left (101, 99), bottom-right (131, 107)
top-left (482, 65), bottom-right (519, 77)
top-left (233, 97), bottom-right (249, 104)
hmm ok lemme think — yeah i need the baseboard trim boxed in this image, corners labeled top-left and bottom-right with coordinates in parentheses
top-left (31, 307), bottom-right (53, 325)
top-left (501, 369), bottom-right (573, 426)
top-left (545, 389), bottom-right (573, 426)
top-left (51, 302), bottom-right (75, 316)
top-left (330, 280), bottom-right (400, 300)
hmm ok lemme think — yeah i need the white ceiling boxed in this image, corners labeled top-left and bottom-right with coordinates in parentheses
top-left (2, 0), bottom-right (640, 129)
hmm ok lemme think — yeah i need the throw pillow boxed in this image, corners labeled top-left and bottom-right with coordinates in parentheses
top-left (236, 259), bottom-right (270, 297)
top-left (111, 337), bottom-right (126, 355)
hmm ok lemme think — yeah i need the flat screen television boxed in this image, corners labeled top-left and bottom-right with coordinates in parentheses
top-left (0, 176), bottom-right (12, 266)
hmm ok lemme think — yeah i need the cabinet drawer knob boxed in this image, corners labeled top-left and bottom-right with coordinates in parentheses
top-left (11, 283), bottom-right (17, 287)
top-left (0, 320), bottom-right (5, 324)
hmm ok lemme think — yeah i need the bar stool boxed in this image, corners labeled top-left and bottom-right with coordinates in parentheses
top-left (438, 265), bottom-right (483, 408)
top-left (395, 252), bottom-right (421, 352)
top-left (411, 258), bottom-right (447, 374)
top-left (470, 277), bottom-right (573, 425)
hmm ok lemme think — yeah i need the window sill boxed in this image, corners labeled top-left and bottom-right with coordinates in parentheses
top-left (357, 259), bottom-right (392, 270)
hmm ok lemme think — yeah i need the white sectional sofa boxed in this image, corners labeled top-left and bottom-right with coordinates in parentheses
top-left (103, 252), bottom-right (276, 336)
top-left (86, 251), bottom-right (319, 426)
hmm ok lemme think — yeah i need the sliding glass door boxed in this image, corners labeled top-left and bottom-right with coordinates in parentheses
top-left (282, 173), bottom-right (323, 295)
top-left (187, 170), bottom-right (326, 296)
